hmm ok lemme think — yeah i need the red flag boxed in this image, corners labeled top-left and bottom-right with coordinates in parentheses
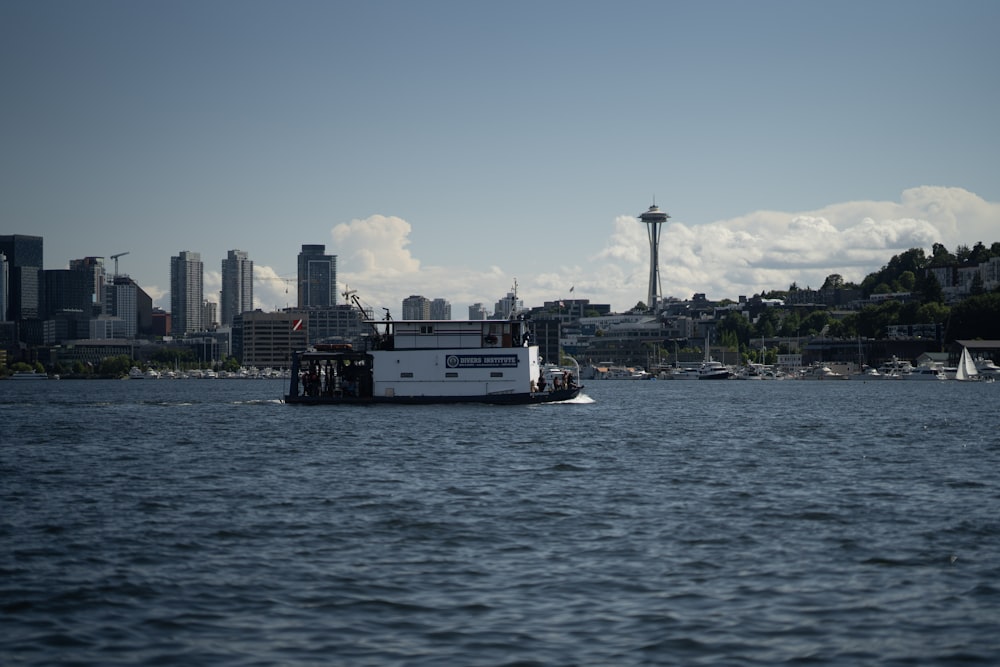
top-left (292, 319), bottom-right (303, 331)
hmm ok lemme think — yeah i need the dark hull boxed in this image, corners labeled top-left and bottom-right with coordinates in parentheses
top-left (285, 387), bottom-right (582, 406)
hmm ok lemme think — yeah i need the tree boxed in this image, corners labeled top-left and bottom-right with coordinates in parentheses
top-left (821, 274), bottom-right (845, 290)
top-left (970, 241), bottom-right (990, 264)
top-left (947, 293), bottom-right (1000, 340)
top-left (921, 271), bottom-right (944, 304)
top-left (898, 270), bottom-right (916, 291)
top-left (970, 273), bottom-right (986, 296)
top-left (930, 243), bottom-right (956, 267)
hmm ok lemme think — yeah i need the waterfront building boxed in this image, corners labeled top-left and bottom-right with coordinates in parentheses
top-left (170, 250), bottom-right (204, 335)
top-left (221, 249), bottom-right (253, 326)
top-left (297, 244), bottom-right (337, 308)
top-left (232, 310), bottom-right (308, 369)
top-left (292, 304), bottom-right (372, 348)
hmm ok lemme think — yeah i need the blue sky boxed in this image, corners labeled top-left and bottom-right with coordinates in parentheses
top-left (2, 0), bottom-right (998, 317)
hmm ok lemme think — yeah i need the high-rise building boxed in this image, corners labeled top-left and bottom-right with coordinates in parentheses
top-left (69, 256), bottom-right (106, 315)
top-left (430, 298), bottom-right (451, 320)
top-left (103, 275), bottom-right (153, 339)
top-left (402, 295), bottom-right (430, 320)
top-left (170, 250), bottom-right (203, 335)
top-left (0, 234), bottom-right (43, 321)
top-left (0, 252), bottom-right (8, 321)
top-left (493, 289), bottom-right (523, 319)
top-left (221, 249), bottom-right (253, 326)
top-left (42, 269), bottom-right (94, 318)
top-left (468, 303), bottom-right (489, 320)
top-left (297, 244), bottom-right (337, 308)
top-left (202, 300), bottom-right (217, 330)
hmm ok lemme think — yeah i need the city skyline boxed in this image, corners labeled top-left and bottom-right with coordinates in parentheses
top-left (3, 2), bottom-right (999, 317)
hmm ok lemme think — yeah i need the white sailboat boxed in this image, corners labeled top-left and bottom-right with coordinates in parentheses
top-left (955, 347), bottom-right (979, 382)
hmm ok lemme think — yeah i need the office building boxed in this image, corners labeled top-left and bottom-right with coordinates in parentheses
top-left (170, 250), bottom-right (203, 335)
top-left (232, 310), bottom-right (308, 369)
top-left (221, 249), bottom-right (253, 326)
top-left (0, 234), bottom-right (43, 321)
top-left (68, 256), bottom-right (106, 315)
top-left (0, 252), bottom-right (8, 321)
top-left (297, 244), bottom-right (337, 308)
top-left (430, 298), bottom-right (451, 320)
top-left (402, 295), bottom-right (430, 320)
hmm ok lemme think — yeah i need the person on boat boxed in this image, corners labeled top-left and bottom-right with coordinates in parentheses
top-left (564, 371), bottom-right (575, 389)
top-left (553, 374), bottom-right (563, 390)
top-left (537, 374), bottom-right (547, 392)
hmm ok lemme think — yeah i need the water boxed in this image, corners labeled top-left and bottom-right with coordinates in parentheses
top-left (2, 378), bottom-right (999, 665)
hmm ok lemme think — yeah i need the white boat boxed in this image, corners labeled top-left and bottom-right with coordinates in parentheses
top-left (285, 296), bottom-right (582, 405)
top-left (128, 366), bottom-right (144, 379)
top-left (955, 347), bottom-right (978, 382)
top-left (798, 364), bottom-right (849, 380)
top-left (8, 370), bottom-right (48, 380)
top-left (974, 356), bottom-right (1000, 380)
top-left (877, 357), bottom-right (913, 379)
top-left (848, 366), bottom-right (883, 380)
top-left (144, 368), bottom-right (161, 379)
top-left (697, 360), bottom-right (732, 380)
top-left (668, 367), bottom-right (701, 380)
top-left (906, 363), bottom-right (947, 381)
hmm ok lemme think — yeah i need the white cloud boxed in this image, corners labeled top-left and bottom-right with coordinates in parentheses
top-left (583, 186), bottom-right (998, 303)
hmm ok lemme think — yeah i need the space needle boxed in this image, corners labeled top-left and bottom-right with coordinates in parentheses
top-left (639, 203), bottom-right (670, 312)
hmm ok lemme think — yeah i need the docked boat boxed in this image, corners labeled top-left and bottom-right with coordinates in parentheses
top-left (798, 364), bottom-right (849, 380)
top-left (905, 363), bottom-right (947, 381)
top-left (974, 356), bottom-right (1000, 380)
top-left (697, 360), bottom-right (732, 380)
top-left (8, 370), bottom-right (49, 380)
top-left (877, 357), bottom-right (912, 379)
top-left (285, 303), bottom-right (582, 405)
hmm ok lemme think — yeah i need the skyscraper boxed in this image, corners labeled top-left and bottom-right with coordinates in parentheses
top-left (402, 295), bottom-right (430, 320)
top-left (221, 249), bottom-right (253, 326)
top-left (297, 244), bottom-right (337, 308)
top-left (69, 256), bottom-right (106, 315)
top-left (0, 234), bottom-right (43, 321)
top-left (0, 252), bottom-right (8, 321)
top-left (170, 250), bottom-right (204, 335)
top-left (430, 298), bottom-right (451, 320)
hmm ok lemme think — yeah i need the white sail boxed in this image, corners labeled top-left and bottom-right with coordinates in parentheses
top-left (956, 347), bottom-right (978, 381)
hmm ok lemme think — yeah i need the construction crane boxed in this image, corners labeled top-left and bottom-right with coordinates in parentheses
top-left (342, 286), bottom-right (357, 305)
top-left (110, 251), bottom-right (130, 278)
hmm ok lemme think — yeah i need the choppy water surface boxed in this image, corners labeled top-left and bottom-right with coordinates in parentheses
top-left (2, 378), bottom-right (999, 665)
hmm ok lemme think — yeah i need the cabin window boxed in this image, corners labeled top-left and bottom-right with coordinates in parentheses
top-left (445, 372), bottom-right (458, 378)
top-left (490, 372), bottom-right (503, 378)
top-left (420, 325), bottom-right (434, 334)
top-left (400, 372), bottom-right (414, 378)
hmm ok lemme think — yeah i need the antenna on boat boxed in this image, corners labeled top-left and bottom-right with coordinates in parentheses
top-left (507, 278), bottom-right (520, 320)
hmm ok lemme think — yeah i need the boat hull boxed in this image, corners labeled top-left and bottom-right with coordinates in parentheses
top-left (285, 387), bottom-right (582, 405)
